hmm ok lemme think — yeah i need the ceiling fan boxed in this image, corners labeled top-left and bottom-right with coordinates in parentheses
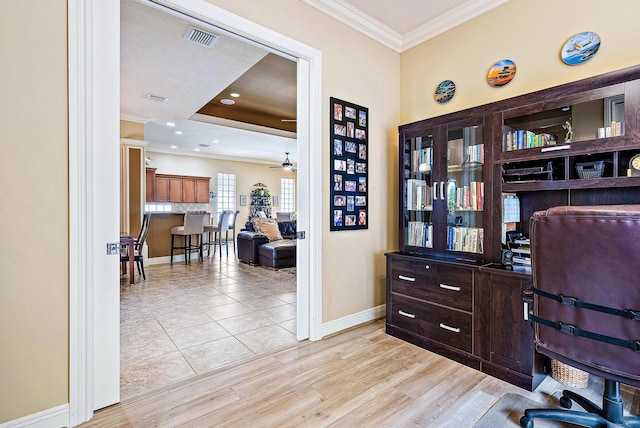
top-left (271, 152), bottom-right (297, 172)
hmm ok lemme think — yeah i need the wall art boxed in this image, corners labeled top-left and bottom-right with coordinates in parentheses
top-left (330, 97), bottom-right (368, 231)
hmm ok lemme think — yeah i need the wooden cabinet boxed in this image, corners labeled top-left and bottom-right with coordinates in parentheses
top-left (386, 253), bottom-right (479, 369)
top-left (386, 253), bottom-right (547, 391)
top-left (387, 66), bottom-right (640, 391)
top-left (154, 176), bottom-right (170, 202)
top-left (195, 178), bottom-right (210, 203)
top-left (182, 178), bottom-right (196, 202)
top-left (474, 267), bottom-right (547, 390)
top-left (399, 117), bottom-right (489, 261)
top-left (168, 177), bottom-right (182, 202)
top-left (146, 168), bottom-right (156, 203)
top-left (145, 168), bottom-right (210, 203)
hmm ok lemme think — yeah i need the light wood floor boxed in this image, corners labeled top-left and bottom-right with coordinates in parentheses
top-left (83, 319), bottom-right (639, 427)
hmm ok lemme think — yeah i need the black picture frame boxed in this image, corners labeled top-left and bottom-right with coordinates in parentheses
top-left (330, 97), bottom-right (368, 231)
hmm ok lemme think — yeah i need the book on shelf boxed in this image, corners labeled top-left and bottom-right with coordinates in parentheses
top-left (406, 179), bottom-right (431, 210)
top-left (407, 221), bottom-right (433, 247)
top-left (446, 226), bottom-right (483, 254)
top-left (503, 129), bottom-right (557, 151)
top-left (412, 147), bottom-right (433, 172)
top-left (451, 181), bottom-right (484, 210)
top-left (466, 143), bottom-right (484, 164)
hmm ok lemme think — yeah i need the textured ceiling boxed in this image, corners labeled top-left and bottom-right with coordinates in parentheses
top-left (343, 0), bottom-right (468, 34)
top-left (120, 0), bottom-right (508, 165)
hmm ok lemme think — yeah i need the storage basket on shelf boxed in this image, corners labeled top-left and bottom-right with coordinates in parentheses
top-left (551, 359), bottom-right (589, 388)
top-left (575, 160), bottom-right (605, 179)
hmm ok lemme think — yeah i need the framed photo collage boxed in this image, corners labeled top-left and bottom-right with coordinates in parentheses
top-left (330, 97), bottom-right (368, 231)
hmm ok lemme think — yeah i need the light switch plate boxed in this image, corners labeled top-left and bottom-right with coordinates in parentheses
top-left (106, 243), bottom-right (119, 255)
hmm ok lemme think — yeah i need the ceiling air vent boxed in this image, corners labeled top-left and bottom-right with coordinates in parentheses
top-left (145, 93), bottom-right (168, 103)
top-left (198, 144), bottom-right (211, 148)
top-left (184, 26), bottom-right (219, 48)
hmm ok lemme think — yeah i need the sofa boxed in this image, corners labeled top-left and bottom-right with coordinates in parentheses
top-left (237, 219), bottom-right (297, 269)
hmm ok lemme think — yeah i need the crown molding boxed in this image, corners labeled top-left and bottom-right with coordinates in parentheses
top-left (302, 0), bottom-right (402, 52)
top-left (146, 146), bottom-right (284, 166)
top-left (120, 113), bottom-right (150, 124)
top-left (190, 113), bottom-right (297, 139)
top-left (302, 0), bottom-right (509, 53)
top-left (401, 0), bottom-right (509, 52)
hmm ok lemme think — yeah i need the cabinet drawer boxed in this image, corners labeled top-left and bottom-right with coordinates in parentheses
top-left (390, 259), bottom-right (473, 312)
top-left (389, 294), bottom-right (472, 353)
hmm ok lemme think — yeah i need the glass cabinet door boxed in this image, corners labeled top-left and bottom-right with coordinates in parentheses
top-left (404, 134), bottom-right (434, 249)
top-left (445, 125), bottom-right (484, 254)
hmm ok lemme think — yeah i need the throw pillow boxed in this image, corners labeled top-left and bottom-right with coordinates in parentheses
top-left (251, 217), bottom-right (269, 233)
top-left (259, 221), bottom-right (283, 241)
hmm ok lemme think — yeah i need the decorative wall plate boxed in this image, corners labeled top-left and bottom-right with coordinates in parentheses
top-left (561, 31), bottom-right (601, 65)
top-left (487, 59), bottom-right (516, 87)
top-left (434, 80), bottom-right (456, 104)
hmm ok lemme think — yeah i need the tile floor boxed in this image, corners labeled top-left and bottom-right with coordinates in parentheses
top-left (119, 256), bottom-right (297, 400)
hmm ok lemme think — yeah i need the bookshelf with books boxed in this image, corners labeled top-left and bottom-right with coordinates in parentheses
top-left (398, 120), bottom-right (488, 259)
top-left (387, 65), bottom-right (640, 391)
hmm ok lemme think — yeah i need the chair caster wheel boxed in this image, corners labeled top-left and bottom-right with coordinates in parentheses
top-left (519, 416), bottom-right (533, 428)
top-left (559, 396), bottom-right (572, 409)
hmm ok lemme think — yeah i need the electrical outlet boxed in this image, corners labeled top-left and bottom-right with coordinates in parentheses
top-left (106, 243), bottom-right (120, 255)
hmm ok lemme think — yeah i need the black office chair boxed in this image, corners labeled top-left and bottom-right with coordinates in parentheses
top-left (521, 205), bottom-right (640, 427)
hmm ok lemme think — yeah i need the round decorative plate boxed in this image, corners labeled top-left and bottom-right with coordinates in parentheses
top-left (561, 31), bottom-right (601, 65)
top-left (434, 80), bottom-right (456, 104)
top-left (487, 59), bottom-right (516, 87)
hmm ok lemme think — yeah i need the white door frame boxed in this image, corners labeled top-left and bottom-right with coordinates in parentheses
top-left (68, 0), bottom-right (323, 425)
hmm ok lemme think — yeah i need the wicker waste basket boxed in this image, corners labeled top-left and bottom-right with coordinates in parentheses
top-left (551, 359), bottom-right (589, 388)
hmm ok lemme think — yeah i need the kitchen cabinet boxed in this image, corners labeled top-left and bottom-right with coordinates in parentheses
top-left (145, 168), bottom-right (211, 203)
top-left (146, 168), bottom-right (156, 203)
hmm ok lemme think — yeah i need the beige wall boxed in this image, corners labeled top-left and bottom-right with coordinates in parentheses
top-left (205, 0), bottom-right (401, 321)
top-left (5, 0), bottom-right (640, 424)
top-left (147, 151), bottom-right (297, 229)
top-left (120, 119), bottom-right (145, 140)
top-left (0, 0), bottom-right (69, 423)
top-left (400, 0), bottom-right (640, 123)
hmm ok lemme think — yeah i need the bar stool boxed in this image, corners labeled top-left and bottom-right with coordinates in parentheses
top-left (204, 210), bottom-right (232, 257)
top-left (228, 210), bottom-right (240, 256)
top-left (170, 212), bottom-right (206, 264)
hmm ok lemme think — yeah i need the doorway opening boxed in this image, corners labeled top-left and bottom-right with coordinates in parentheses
top-left (119, 0), bottom-right (303, 401)
top-left (68, 0), bottom-right (322, 422)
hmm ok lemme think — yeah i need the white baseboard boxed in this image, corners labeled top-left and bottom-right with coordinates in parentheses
top-left (320, 304), bottom-right (386, 338)
top-left (0, 404), bottom-right (69, 428)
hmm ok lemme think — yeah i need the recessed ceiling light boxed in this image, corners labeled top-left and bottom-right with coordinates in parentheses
top-left (230, 93), bottom-right (240, 98)
top-left (212, 140), bottom-right (219, 143)
top-left (170, 145), bottom-right (177, 149)
top-left (175, 131), bottom-right (183, 135)
top-left (166, 122), bottom-right (175, 127)
top-left (220, 99), bottom-right (235, 105)
top-left (194, 148), bottom-right (200, 152)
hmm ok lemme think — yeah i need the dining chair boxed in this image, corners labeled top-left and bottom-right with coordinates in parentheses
top-left (170, 211), bottom-right (206, 264)
top-left (121, 213), bottom-right (151, 280)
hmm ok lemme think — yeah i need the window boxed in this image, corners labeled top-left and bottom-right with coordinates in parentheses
top-left (217, 173), bottom-right (236, 221)
top-left (280, 177), bottom-right (295, 213)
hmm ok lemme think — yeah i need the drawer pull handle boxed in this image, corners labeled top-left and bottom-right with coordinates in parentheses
top-left (399, 310), bottom-right (416, 319)
top-left (439, 283), bottom-right (461, 292)
top-left (439, 323), bottom-right (460, 333)
top-left (398, 275), bottom-right (416, 282)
